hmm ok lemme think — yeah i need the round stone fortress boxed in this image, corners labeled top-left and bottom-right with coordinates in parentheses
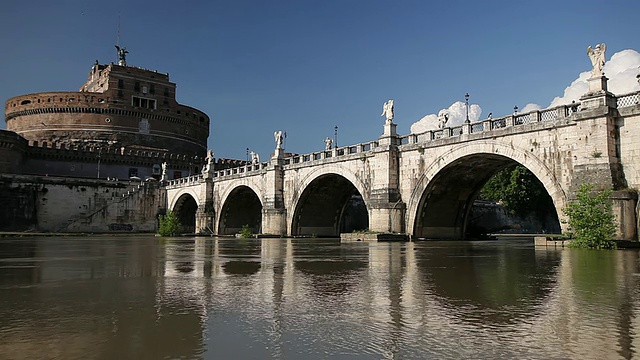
top-left (5, 62), bottom-right (209, 156)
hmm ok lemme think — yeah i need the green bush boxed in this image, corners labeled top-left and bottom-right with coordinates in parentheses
top-left (158, 210), bottom-right (182, 236)
top-left (239, 224), bottom-right (253, 239)
top-left (562, 183), bottom-right (616, 249)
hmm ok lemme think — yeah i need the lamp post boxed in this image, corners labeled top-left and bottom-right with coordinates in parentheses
top-left (334, 125), bottom-right (338, 149)
top-left (464, 93), bottom-right (470, 124)
top-left (514, 105), bottom-right (518, 115)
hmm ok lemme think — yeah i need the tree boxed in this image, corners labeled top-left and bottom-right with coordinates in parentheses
top-left (562, 183), bottom-right (617, 249)
top-left (238, 224), bottom-right (253, 239)
top-left (480, 165), bottom-right (552, 219)
top-left (158, 210), bottom-right (182, 236)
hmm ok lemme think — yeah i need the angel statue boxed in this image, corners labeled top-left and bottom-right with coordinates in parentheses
top-left (115, 45), bottom-right (129, 66)
top-left (437, 109), bottom-right (449, 129)
top-left (250, 151), bottom-right (260, 164)
top-left (202, 149), bottom-right (214, 174)
top-left (381, 99), bottom-right (394, 124)
top-left (587, 43), bottom-right (606, 78)
top-left (274, 130), bottom-right (284, 149)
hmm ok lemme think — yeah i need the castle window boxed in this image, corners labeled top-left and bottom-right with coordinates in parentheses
top-left (118, 79), bottom-right (124, 89)
top-left (132, 96), bottom-right (156, 110)
top-left (142, 86), bottom-right (148, 94)
top-left (21, 100), bottom-right (31, 105)
top-left (135, 82), bottom-right (140, 92)
top-left (150, 84), bottom-right (155, 94)
top-left (163, 87), bottom-right (169, 97)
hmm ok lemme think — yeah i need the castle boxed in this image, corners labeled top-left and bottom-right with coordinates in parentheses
top-left (1, 52), bottom-right (231, 180)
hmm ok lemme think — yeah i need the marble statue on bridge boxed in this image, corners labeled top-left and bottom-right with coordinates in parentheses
top-left (437, 109), bottom-right (449, 129)
top-left (274, 131), bottom-right (284, 149)
top-left (587, 43), bottom-right (606, 77)
top-left (161, 162), bottom-right (167, 182)
top-left (381, 99), bottom-right (394, 124)
top-left (202, 149), bottom-right (214, 174)
top-left (250, 151), bottom-right (260, 164)
top-left (324, 137), bottom-right (333, 150)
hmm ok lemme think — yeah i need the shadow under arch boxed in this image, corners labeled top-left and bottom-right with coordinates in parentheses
top-left (410, 149), bottom-right (561, 239)
top-left (218, 185), bottom-right (262, 235)
top-left (291, 174), bottom-right (368, 237)
top-left (173, 193), bottom-right (198, 234)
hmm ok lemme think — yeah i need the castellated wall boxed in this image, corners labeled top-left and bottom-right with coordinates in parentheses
top-left (5, 90), bottom-right (209, 155)
top-left (0, 174), bottom-right (163, 233)
top-left (21, 140), bottom-right (202, 180)
top-left (0, 130), bottom-right (27, 174)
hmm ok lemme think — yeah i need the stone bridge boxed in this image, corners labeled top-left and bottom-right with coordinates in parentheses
top-left (166, 78), bottom-right (640, 240)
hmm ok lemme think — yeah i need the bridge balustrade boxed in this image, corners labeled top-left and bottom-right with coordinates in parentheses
top-left (617, 91), bottom-right (640, 108)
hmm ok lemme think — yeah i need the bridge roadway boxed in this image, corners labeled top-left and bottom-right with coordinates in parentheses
top-left (166, 80), bottom-right (640, 240)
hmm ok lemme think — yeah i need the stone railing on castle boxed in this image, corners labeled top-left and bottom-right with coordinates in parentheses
top-left (26, 140), bottom-right (200, 167)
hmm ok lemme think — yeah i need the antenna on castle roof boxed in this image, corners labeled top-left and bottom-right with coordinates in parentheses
top-left (116, 14), bottom-right (120, 48)
top-left (114, 15), bottom-right (128, 66)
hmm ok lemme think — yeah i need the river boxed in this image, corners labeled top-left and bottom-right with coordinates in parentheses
top-left (0, 236), bottom-right (638, 359)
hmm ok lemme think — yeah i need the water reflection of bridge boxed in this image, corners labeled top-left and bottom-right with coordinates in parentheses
top-left (160, 238), bottom-right (640, 358)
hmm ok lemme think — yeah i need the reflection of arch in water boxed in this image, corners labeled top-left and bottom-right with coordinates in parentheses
top-left (415, 241), bottom-right (562, 324)
top-left (293, 239), bottom-right (368, 296)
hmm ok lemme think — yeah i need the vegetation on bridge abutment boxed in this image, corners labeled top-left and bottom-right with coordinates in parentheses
top-left (563, 183), bottom-right (618, 249)
top-left (157, 210), bottom-right (182, 237)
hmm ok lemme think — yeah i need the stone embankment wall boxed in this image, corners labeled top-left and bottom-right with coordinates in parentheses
top-left (0, 175), bottom-right (163, 233)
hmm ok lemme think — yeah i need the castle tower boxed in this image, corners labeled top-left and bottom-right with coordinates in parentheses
top-left (5, 59), bottom-right (210, 157)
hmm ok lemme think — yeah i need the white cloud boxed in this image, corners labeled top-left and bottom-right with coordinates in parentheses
top-left (410, 101), bottom-right (482, 133)
top-left (550, 49), bottom-right (640, 107)
top-left (520, 103), bottom-right (542, 113)
top-left (410, 49), bottom-right (640, 134)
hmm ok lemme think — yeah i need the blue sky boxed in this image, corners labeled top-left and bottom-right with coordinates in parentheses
top-left (1, 0), bottom-right (639, 160)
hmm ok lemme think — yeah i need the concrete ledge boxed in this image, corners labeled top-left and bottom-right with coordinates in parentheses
top-left (341, 233), bottom-right (409, 242)
top-left (534, 236), bottom-right (571, 247)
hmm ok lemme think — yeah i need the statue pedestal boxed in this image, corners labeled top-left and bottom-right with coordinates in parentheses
top-left (272, 147), bottom-right (284, 160)
top-left (581, 75), bottom-right (615, 110)
top-left (382, 122), bottom-right (397, 137)
top-left (587, 75), bottom-right (608, 94)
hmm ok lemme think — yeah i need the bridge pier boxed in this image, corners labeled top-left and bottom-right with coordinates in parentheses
top-left (369, 122), bottom-right (406, 234)
top-left (262, 154), bottom-right (287, 236)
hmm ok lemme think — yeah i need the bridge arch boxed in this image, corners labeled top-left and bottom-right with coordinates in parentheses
top-left (288, 165), bottom-right (370, 237)
top-left (170, 192), bottom-right (199, 234)
top-left (217, 183), bottom-right (264, 235)
top-left (406, 140), bottom-right (566, 238)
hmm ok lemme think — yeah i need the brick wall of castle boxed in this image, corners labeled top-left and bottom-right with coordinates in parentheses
top-left (5, 63), bottom-right (210, 157)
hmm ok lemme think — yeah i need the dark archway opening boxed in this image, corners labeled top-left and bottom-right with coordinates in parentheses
top-left (174, 194), bottom-right (197, 234)
top-left (414, 154), bottom-right (560, 240)
top-left (292, 174), bottom-right (368, 237)
top-left (218, 186), bottom-right (262, 235)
